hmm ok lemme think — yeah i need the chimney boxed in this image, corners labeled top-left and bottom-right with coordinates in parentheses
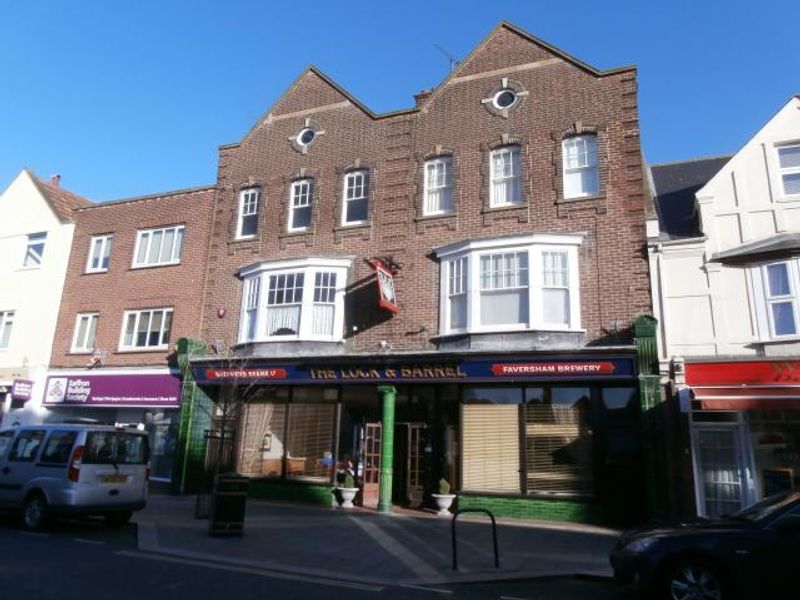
top-left (414, 89), bottom-right (433, 108)
top-left (50, 174), bottom-right (61, 187)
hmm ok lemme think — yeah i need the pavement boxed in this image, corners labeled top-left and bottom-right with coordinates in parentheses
top-left (134, 492), bottom-right (621, 588)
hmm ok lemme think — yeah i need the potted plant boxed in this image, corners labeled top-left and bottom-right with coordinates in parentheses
top-left (431, 478), bottom-right (456, 516)
top-left (337, 474), bottom-right (359, 509)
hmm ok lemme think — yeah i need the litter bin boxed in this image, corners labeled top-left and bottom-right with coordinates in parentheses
top-left (209, 474), bottom-right (249, 537)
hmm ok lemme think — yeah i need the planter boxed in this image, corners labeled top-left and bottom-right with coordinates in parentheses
top-left (432, 493), bottom-right (456, 516)
top-left (336, 487), bottom-right (360, 508)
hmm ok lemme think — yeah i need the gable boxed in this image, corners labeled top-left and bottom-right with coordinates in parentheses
top-left (456, 26), bottom-right (562, 78)
top-left (270, 69), bottom-right (358, 118)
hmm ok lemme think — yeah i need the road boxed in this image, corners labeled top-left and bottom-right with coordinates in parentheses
top-left (0, 515), bottom-right (631, 599)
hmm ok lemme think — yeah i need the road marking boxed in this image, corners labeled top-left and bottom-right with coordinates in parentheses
top-left (398, 584), bottom-right (454, 595)
top-left (19, 531), bottom-right (48, 538)
top-left (115, 550), bottom-right (384, 592)
top-left (73, 538), bottom-right (105, 545)
top-left (349, 516), bottom-right (440, 581)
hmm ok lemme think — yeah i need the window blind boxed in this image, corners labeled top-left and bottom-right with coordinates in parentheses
top-left (461, 404), bottom-right (520, 493)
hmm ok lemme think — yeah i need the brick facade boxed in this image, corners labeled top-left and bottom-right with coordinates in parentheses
top-left (201, 23), bottom-right (651, 352)
top-left (50, 187), bottom-right (215, 368)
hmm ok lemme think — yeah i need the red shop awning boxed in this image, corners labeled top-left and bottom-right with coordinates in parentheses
top-left (686, 361), bottom-right (800, 410)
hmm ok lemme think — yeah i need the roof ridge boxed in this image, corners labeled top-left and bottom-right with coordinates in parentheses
top-left (80, 184), bottom-right (215, 210)
top-left (649, 154), bottom-right (734, 168)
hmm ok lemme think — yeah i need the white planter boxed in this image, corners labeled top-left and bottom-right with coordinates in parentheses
top-left (432, 493), bottom-right (456, 516)
top-left (337, 487), bottom-right (359, 508)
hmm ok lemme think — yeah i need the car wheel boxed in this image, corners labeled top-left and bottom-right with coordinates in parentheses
top-left (22, 493), bottom-right (49, 532)
top-left (664, 558), bottom-right (726, 600)
top-left (105, 510), bottom-right (133, 526)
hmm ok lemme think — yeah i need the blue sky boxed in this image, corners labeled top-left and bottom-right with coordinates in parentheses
top-left (1, 1), bottom-right (798, 201)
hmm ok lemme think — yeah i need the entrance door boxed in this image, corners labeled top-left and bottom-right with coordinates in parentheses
top-left (693, 426), bottom-right (752, 517)
top-left (406, 423), bottom-right (425, 506)
top-left (362, 422), bottom-right (381, 509)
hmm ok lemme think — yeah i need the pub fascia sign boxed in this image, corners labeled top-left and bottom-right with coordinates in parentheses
top-left (199, 359), bottom-right (629, 384)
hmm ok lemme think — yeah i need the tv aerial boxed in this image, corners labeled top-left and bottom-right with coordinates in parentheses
top-left (434, 44), bottom-right (460, 72)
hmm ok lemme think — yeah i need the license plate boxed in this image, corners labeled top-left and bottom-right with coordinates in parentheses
top-left (100, 474), bottom-right (128, 483)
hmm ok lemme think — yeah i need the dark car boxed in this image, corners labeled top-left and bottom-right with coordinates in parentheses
top-left (610, 491), bottom-right (800, 599)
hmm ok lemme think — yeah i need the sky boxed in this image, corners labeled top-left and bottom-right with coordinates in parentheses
top-left (1, 0), bottom-right (798, 202)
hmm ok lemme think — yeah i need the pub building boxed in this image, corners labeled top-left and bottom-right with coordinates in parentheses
top-left (178, 22), bottom-right (657, 524)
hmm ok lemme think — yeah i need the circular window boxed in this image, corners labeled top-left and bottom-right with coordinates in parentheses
top-left (297, 128), bottom-right (316, 146)
top-left (492, 89), bottom-right (518, 110)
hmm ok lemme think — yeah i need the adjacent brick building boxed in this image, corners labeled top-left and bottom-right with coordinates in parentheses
top-left (180, 22), bottom-right (654, 523)
top-left (46, 185), bottom-right (214, 480)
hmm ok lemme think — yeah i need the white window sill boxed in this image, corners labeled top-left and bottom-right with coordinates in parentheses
top-left (69, 349), bottom-right (94, 355)
top-left (777, 194), bottom-right (800, 203)
top-left (234, 235), bottom-right (257, 242)
top-left (84, 269), bottom-right (109, 275)
top-left (436, 326), bottom-right (586, 338)
top-left (339, 221), bottom-right (369, 228)
top-left (756, 337), bottom-right (800, 345)
top-left (131, 262), bottom-right (182, 270)
top-left (117, 346), bottom-right (169, 353)
top-left (239, 337), bottom-right (343, 344)
top-left (17, 265), bottom-right (42, 272)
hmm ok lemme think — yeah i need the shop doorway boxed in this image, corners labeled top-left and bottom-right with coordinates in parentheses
top-left (393, 422), bottom-right (426, 507)
top-left (692, 424), bottom-right (754, 517)
top-left (361, 421), bottom-right (382, 509)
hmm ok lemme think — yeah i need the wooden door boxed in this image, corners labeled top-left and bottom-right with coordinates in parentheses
top-left (362, 422), bottom-right (382, 508)
top-left (406, 424), bottom-right (425, 506)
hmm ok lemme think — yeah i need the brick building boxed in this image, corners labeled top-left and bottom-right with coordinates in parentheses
top-left (184, 22), bottom-right (654, 523)
top-left (46, 186), bottom-right (214, 481)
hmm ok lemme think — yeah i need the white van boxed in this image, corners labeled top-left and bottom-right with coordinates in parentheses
top-left (0, 424), bottom-right (149, 530)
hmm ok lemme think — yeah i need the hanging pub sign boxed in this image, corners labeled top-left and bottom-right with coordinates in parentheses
top-left (368, 258), bottom-right (399, 314)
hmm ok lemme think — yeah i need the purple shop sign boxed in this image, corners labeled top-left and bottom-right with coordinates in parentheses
top-left (43, 373), bottom-right (182, 407)
top-left (12, 379), bottom-right (34, 401)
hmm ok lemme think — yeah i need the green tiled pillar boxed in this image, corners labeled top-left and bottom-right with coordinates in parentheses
top-left (172, 338), bottom-right (214, 495)
top-left (377, 385), bottom-right (396, 514)
top-left (634, 315), bottom-right (669, 520)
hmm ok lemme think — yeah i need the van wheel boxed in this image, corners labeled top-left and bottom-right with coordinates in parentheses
top-left (105, 510), bottom-right (133, 526)
top-left (22, 493), bottom-right (49, 531)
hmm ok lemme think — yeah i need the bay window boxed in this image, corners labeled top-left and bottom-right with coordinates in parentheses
top-left (435, 235), bottom-right (582, 336)
top-left (238, 258), bottom-right (350, 343)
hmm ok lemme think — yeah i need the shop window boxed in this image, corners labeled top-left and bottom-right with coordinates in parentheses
top-left (238, 258), bottom-right (351, 343)
top-left (119, 308), bottom-right (173, 350)
top-left (489, 146), bottom-right (521, 207)
top-left (237, 188), bottom-right (260, 239)
top-left (524, 387), bottom-right (594, 496)
top-left (435, 235), bottom-right (582, 336)
top-left (86, 234), bottom-right (113, 273)
top-left (751, 259), bottom-right (800, 340)
top-left (286, 403), bottom-right (336, 480)
top-left (562, 134), bottom-right (599, 198)
top-left (23, 232), bottom-right (47, 268)
top-left (133, 225), bottom-right (184, 268)
top-left (461, 387), bottom-right (522, 493)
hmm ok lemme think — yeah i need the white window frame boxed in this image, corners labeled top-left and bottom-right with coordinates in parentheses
top-left (23, 232), bottom-right (47, 268)
top-left (751, 258), bottom-right (800, 341)
top-left (489, 146), bottom-right (521, 207)
top-left (132, 226), bottom-right (184, 268)
top-left (71, 313), bottom-right (99, 353)
top-left (236, 188), bottom-right (260, 239)
top-left (562, 134), bottom-right (600, 199)
top-left (289, 179), bottom-right (313, 232)
top-left (775, 142), bottom-right (800, 198)
top-left (86, 234), bottom-right (113, 273)
top-left (0, 310), bottom-right (14, 350)
top-left (435, 235), bottom-right (584, 336)
top-left (423, 157), bottom-right (454, 216)
top-left (341, 170), bottom-right (369, 226)
top-left (118, 308), bottom-right (174, 351)
top-left (238, 258), bottom-right (351, 343)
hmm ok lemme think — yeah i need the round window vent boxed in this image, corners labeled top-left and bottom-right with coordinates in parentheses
top-left (297, 128), bottom-right (317, 146)
top-left (492, 89), bottom-right (518, 110)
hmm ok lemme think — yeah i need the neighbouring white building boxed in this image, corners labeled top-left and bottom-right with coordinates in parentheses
top-left (0, 170), bottom-right (91, 425)
top-left (649, 95), bottom-right (800, 517)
